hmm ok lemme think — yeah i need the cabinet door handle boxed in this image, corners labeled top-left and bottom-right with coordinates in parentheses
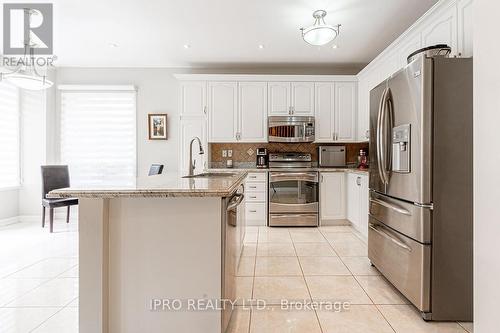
top-left (203, 106), bottom-right (207, 115)
top-left (356, 177), bottom-right (361, 186)
top-left (249, 210), bottom-right (257, 213)
top-left (321, 174), bottom-right (324, 183)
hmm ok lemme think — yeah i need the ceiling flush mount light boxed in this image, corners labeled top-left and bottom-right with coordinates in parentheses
top-left (258, 44), bottom-right (265, 49)
top-left (183, 44), bottom-right (191, 49)
top-left (301, 10), bottom-right (340, 46)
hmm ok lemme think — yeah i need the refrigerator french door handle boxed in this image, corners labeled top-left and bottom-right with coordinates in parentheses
top-left (378, 88), bottom-right (394, 185)
top-left (376, 87), bottom-right (388, 185)
top-left (383, 89), bottom-right (394, 183)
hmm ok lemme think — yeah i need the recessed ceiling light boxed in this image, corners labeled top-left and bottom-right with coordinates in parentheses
top-left (258, 44), bottom-right (265, 49)
top-left (183, 44), bottom-right (191, 49)
top-left (332, 44), bottom-right (338, 49)
top-left (108, 42), bottom-right (119, 48)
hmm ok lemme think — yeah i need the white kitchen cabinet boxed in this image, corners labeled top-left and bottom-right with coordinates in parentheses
top-left (421, 4), bottom-right (458, 55)
top-left (180, 81), bottom-right (207, 116)
top-left (314, 83), bottom-right (335, 142)
top-left (245, 172), bottom-right (268, 226)
top-left (208, 82), bottom-right (238, 142)
top-left (335, 82), bottom-right (357, 142)
top-left (320, 172), bottom-right (346, 222)
top-left (179, 116), bottom-right (207, 174)
top-left (315, 82), bottom-right (357, 143)
top-left (291, 82), bottom-right (314, 115)
top-left (268, 82), bottom-right (290, 115)
top-left (238, 82), bottom-right (267, 142)
top-left (457, 0), bottom-right (473, 57)
top-left (268, 82), bottom-right (314, 116)
top-left (347, 173), bottom-right (369, 238)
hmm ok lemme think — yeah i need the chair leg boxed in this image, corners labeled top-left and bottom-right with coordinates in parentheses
top-left (49, 208), bottom-right (54, 233)
top-left (42, 207), bottom-right (46, 228)
top-left (66, 206), bottom-right (70, 223)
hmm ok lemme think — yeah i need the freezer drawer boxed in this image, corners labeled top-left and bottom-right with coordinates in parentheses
top-left (368, 217), bottom-right (431, 312)
top-left (369, 191), bottom-right (432, 243)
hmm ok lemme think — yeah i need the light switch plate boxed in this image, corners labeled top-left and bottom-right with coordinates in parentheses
top-left (228, 150), bottom-right (233, 158)
top-left (222, 150), bottom-right (227, 157)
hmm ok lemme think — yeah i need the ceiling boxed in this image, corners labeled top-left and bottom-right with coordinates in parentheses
top-left (24, 0), bottom-right (438, 68)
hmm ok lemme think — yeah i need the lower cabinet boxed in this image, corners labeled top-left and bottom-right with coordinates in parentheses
top-left (245, 172), bottom-right (268, 226)
top-left (346, 173), bottom-right (369, 237)
top-left (320, 172), bottom-right (346, 223)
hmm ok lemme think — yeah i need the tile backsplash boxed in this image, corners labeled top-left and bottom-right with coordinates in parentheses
top-left (210, 142), bottom-right (369, 165)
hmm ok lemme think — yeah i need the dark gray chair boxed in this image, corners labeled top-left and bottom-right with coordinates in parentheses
top-left (41, 165), bottom-right (78, 233)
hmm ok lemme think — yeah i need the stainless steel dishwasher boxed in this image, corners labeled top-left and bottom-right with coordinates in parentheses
top-left (221, 184), bottom-right (245, 332)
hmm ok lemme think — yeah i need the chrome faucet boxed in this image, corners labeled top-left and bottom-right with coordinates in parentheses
top-left (188, 137), bottom-right (205, 176)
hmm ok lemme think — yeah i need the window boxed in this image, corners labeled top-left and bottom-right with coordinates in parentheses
top-left (60, 86), bottom-right (137, 187)
top-left (0, 81), bottom-right (20, 188)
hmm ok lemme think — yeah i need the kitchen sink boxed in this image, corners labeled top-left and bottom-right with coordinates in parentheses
top-left (182, 172), bottom-right (237, 178)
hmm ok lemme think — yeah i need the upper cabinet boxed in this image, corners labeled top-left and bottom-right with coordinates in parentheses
top-left (315, 82), bottom-right (357, 143)
top-left (335, 82), bottom-right (357, 142)
top-left (268, 82), bottom-right (314, 116)
top-left (238, 82), bottom-right (268, 142)
top-left (208, 82), bottom-right (238, 142)
top-left (421, 4), bottom-right (458, 56)
top-left (268, 82), bottom-right (290, 115)
top-left (291, 82), bottom-right (314, 115)
top-left (175, 75), bottom-right (357, 144)
top-left (180, 81), bottom-right (207, 116)
top-left (457, 0), bottom-right (473, 57)
top-left (314, 83), bottom-right (335, 142)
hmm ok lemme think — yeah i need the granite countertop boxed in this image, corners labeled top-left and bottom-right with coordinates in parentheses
top-left (208, 166), bottom-right (369, 175)
top-left (48, 171), bottom-right (248, 199)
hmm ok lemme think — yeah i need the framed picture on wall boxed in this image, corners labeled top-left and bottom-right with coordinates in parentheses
top-left (148, 114), bottom-right (167, 140)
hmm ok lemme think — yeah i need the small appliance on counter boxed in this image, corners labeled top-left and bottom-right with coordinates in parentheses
top-left (256, 148), bottom-right (268, 168)
top-left (318, 146), bottom-right (346, 167)
top-left (357, 149), bottom-right (368, 169)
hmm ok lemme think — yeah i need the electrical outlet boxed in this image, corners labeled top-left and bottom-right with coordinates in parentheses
top-left (222, 150), bottom-right (227, 158)
top-left (228, 150), bottom-right (233, 158)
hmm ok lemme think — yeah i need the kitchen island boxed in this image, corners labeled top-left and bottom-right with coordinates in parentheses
top-left (49, 171), bottom-right (247, 333)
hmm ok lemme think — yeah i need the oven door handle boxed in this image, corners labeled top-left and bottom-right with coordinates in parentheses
top-left (369, 224), bottom-right (411, 252)
top-left (270, 173), bottom-right (318, 182)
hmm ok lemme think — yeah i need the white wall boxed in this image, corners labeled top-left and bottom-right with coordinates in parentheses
top-left (0, 190), bottom-right (19, 221)
top-left (18, 91), bottom-right (47, 216)
top-left (473, 0), bottom-right (500, 331)
top-left (55, 68), bottom-right (182, 177)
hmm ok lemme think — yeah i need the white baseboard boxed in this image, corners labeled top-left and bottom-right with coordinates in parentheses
top-left (320, 218), bottom-right (351, 226)
top-left (0, 216), bottom-right (20, 227)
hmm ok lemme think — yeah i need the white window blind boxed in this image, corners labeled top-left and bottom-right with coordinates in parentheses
top-left (0, 81), bottom-right (20, 188)
top-left (60, 88), bottom-right (137, 187)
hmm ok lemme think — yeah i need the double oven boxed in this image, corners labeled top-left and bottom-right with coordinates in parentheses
top-left (268, 153), bottom-right (319, 227)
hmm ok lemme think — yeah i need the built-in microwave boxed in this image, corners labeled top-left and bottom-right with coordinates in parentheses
top-left (268, 116), bottom-right (315, 143)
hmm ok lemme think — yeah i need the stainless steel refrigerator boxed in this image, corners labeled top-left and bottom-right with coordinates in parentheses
top-left (368, 55), bottom-right (473, 321)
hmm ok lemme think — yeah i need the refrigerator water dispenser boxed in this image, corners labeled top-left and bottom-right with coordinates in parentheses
top-left (392, 124), bottom-right (411, 173)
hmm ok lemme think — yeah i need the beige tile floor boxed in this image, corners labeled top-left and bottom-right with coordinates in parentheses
top-left (0, 219), bottom-right (473, 333)
top-left (227, 225), bottom-right (474, 333)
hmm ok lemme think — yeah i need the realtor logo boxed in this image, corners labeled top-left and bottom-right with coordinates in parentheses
top-left (3, 3), bottom-right (53, 55)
